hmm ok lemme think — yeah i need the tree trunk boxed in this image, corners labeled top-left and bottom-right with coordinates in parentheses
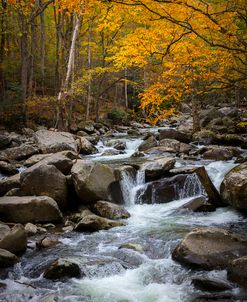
top-left (86, 19), bottom-right (93, 121)
top-left (55, 15), bottom-right (81, 130)
top-left (124, 68), bottom-right (128, 108)
top-left (40, 2), bottom-right (45, 96)
top-left (0, 0), bottom-right (7, 102)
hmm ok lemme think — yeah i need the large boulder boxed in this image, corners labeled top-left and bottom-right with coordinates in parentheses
top-left (20, 164), bottom-right (68, 209)
top-left (0, 161), bottom-right (18, 176)
top-left (170, 166), bottom-right (222, 206)
top-left (0, 224), bottom-right (27, 254)
top-left (34, 130), bottom-right (78, 153)
top-left (142, 157), bottom-right (176, 180)
top-left (159, 129), bottom-right (191, 143)
top-left (77, 136), bottom-right (97, 155)
top-left (220, 163), bottom-right (247, 210)
top-left (44, 258), bottom-right (81, 280)
top-left (202, 146), bottom-right (241, 161)
top-left (91, 201), bottom-right (130, 219)
top-left (75, 214), bottom-right (125, 232)
top-left (172, 228), bottom-right (247, 270)
top-left (180, 196), bottom-right (215, 212)
top-left (24, 153), bottom-right (73, 175)
top-left (0, 196), bottom-right (63, 223)
top-left (0, 174), bottom-right (20, 197)
top-left (0, 248), bottom-right (18, 268)
top-left (138, 136), bottom-right (158, 152)
top-left (0, 134), bottom-right (11, 150)
top-left (156, 139), bottom-right (191, 154)
top-left (71, 160), bottom-right (117, 204)
top-left (227, 256), bottom-right (247, 288)
top-left (0, 144), bottom-right (39, 161)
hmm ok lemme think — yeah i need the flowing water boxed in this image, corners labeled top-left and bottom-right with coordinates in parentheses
top-left (1, 133), bottom-right (246, 302)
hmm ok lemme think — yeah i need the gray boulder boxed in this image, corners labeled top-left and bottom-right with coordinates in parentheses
top-left (44, 258), bottom-right (81, 280)
top-left (34, 130), bottom-right (78, 153)
top-left (0, 196), bottom-right (63, 223)
top-left (0, 144), bottom-right (39, 161)
top-left (71, 160), bottom-right (117, 204)
top-left (20, 164), bottom-right (68, 210)
top-left (159, 128), bottom-right (191, 143)
top-left (75, 214), bottom-right (125, 232)
top-left (77, 136), bottom-right (97, 155)
top-left (180, 196), bottom-right (215, 212)
top-left (0, 224), bottom-right (27, 254)
top-left (143, 157), bottom-right (176, 180)
top-left (138, 136), bottom-right (158, 152)
top-left (0, 134), bottom-right (11, 150)
top-left (0, 174), bottom-right (20, 197)
top-left (0, 161), bottom-right (18, 175)
top-left (91, 200), bottom-right (130, 219)
top-left (227, 256), bottom-right (247, 288)
top-left (172, 228), bottom-right (247, 270)
top-left (220, 163), bottom-right (247, 210)
top-left (0, 248), bottom-right (18, 267)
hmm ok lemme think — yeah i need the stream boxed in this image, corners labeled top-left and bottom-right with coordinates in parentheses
top-left (0, 131), bottom-right (247, 302)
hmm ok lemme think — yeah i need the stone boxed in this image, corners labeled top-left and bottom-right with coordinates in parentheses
top-left (202, 146), bottom-right (241, 161)
top-left (36, 237), bottom-right (60, 248)
top-left (181, 196), bottom-right (216, 212)
top-left (0, 134), bottom-right (11, 150)
top-left (75, 214), bottom-right (125, 232)
top-left (78, 121), bottom-right (95, 134)
top-left (143, 157), bottom-right (176, 180)
top-left (192, 130), bottom-right (217, 145)
top-left (192, 278), bottom-right (232, 292)
top-left (0, 224), bottom-right (27, 254)
top-left (24, 223), bottom-right (38, 236)
top-left (34, 130), bottom-right (78, 153)
top-left (159, 128), bottom-right (191, 143)
top-left (138, 136), bottom-right (158, 152)
top-left (170, 166), bottom-right (223, 206)
top-left (91, 201), bottom-right (130, 219)
top-left (0, 161), bottom-right (18, 175)
top-left (71, 160), bottom-right (117, 204)
top-left (0, 144), bottom-right (39, 161)
top-left (220, 163), bottom-right (247, 210)
top-left (20, 164), bottom-right (68, 210)
top-left (0, 196), bottom-right (63, 223)
top-left (77, 136), bottom-right (97, 155)
top-left (0, 248), bottom-right (18, 268)
top-left (0, 174), bottom-right (20, 197)
top-left (24, 152), bottom-right (73, 175)
top-left (44, 258), bottom-right (81, 280)
top-left (159, 139), bottom-right (191, 154)
top-left (172, 228), bottom-right (247, 270)
top-left (227, 256), bottom-right (247, 288)
top-left (119, 243), bottom-right (143, 253)
top-left (216, 133), bottom-right (245, 147)
top-left (24, 153), bottom-right (52, 167)
top-left (200, 107), bottom-right (224, 128)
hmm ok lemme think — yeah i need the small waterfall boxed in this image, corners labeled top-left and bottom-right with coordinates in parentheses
top-left (179, 173), bottom-right (205, 199)
top-left (120, 169), bottom-right (146, 206)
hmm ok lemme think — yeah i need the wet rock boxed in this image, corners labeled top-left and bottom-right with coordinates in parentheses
top-left (127, 129), bottom-right (140, 136)
top-left (71, 160), bottom-right (117, 204)
top-left (0, 248), bottom-right (18, 268)
top-left (91, 200), bottom-right (130, 219)
top-left (172, 228), bottom-right (247, 270)
top-left (44, 258), bottom-right (81, 280)
top-left (181, 196), bottom-right (216, 212)
top-left (0, 174), bottom-right (20, 197)
top-left (0, 196), bottom-right (63, 223)
top-left (119, 243), bottom-right (143, 253)
top-left (24, 223), bottom-right (38, 236)
top-left (114, 248), bottom-right (144, 269)
top-left (39, 293), bottom-right (57, 302)
top-left (5, 187), bottom-right (24, 196)
top-left (143, 157), bottom-right (176, 180)
top-left (75, 214), bottom-right (125, 232)
top-left (235, 152), bottom-right (247, 164)
top-left (0, 224), bottom-right (27, 254)
top-left (202, 146), bottom-right (241, 161)
top-left (36, 237), bottom-right (60, 248)
top-left (192, 278), bottom-right (232, 292)
top-left (101, 149), bottom-right (122, 156)
top-left (20, 164), bottom-right (68, 210)
top-left (170, 166), bottom-right (223, 206)
top-left (192, 130), bottom-right (217, 145)
top-left (24, 152), bottom-right (73, 175)
top-left (0, 134), bottom-right (11, 150)
top-left (69, 208), bottom-right (94, 223)
top-left (0, 161), bottom-right (18, 175)
top-left (77, 136), bottom-right (97, 155)
top-left (159, 128), bottom-right (191, 144)
top-left (24, 153), bottom-right (52, 167)
top-left (0, 144), bottom-right (39, 161)
top-left (227, 256), bottom-right (247, 288)
top-left (216, 133), bottom-right (245, 147)
top-left (34, 130), bottom-right (78, 153)
top-left (138, 136), bottom-right (158, 152)
top-left (220, 163), bottom-right (247, 210)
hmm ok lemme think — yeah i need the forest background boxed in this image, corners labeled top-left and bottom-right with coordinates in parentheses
top-left (0, 0), bottom-right (246, 131)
